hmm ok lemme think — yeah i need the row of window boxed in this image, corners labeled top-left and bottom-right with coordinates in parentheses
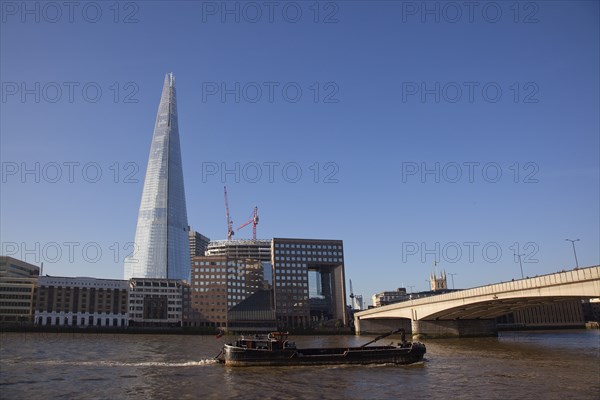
top-left (195, 287), bottom-right (227, 292)
top-left (0, 287), bottom-right (34, 292)
top-left (275, 250), bottom-right (342, 256)
top-left (276, 277), bottom-right (308, 283)
top-left (277, 263), bottom-right (307, 268)
top-left (1, 308), bottom-right (32, 313)
top-left (0, 294), bottom-right (33, 300)
top-left (194, 302), bottom-right (230, 309)
top-left (129, 306), bottom-right (182, 312)
top-left (193, 261), bottom-right (247, 267)
top-left (276, 256), bottom-right (342, 263)
top-left (194, 274), bottom-right (255, 280)
top-left (39, 286), bottom-right (126, 291)
top-left (274, 283), bottom-right (308, 289)
top-left (0, 301), bottom-right (31, 307)
top-left (36, 316), bottom-right (127, 327)
top-left (129, 293), bottom-right (180, 299)
top-left (277, 269), bottom-right (307, 276)
top-left (274, 243), bottom-right (341, 250)
top-left (132, 299), bottom-right (185, 305)
top-left (193, 266), bottom-right (259, 273)
top-left (129, 313), bottom-right (180, 319)
top-left (277, 289), bottom-right (308, 296)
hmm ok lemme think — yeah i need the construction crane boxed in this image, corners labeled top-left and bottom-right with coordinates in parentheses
top-left (237, 206), bottom-right (259, 240)
top-left (224, 186), bottom-right (235, 240)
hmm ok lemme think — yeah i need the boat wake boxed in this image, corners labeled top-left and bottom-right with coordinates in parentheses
top-left (26, 359), bottom-right (220, 367)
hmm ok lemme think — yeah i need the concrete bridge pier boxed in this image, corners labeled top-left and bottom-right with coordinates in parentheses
top-left (355, 318), bottom-right (411, 335)
top-left (412, 319), bottom-right (498, 339)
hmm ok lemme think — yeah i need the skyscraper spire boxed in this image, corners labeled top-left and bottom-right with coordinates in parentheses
top-left (124, 73), bottom-right (190, 281)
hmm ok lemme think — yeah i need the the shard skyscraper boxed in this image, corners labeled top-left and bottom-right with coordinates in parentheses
top-left (124, 73), bottom-right (191, 281)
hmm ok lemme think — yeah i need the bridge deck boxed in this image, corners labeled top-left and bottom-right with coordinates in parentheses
top-left (356, 265), bottom-right (600, 321)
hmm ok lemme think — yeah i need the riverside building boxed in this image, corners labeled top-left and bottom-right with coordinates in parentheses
top-left (198, 238), bottom-right (348, 329)
top-left (0, 256), bottom-right (40, 324)
top-left (272, 238), bottom-right (346, 329)
top-left (34, 276), bottom-right (129, 327)
top-left (190, 255), bottom-right (265, 328)
top-left (128, 278), bottom-right (189, 327)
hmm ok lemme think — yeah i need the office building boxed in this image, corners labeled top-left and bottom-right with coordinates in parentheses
top-left (124, 73), bottom-right (191, 281)
top-left (0, 256), bottom-right (40, 324)
top-left (189, 230), bottom-right (210, 258)
top-left (189, 255), bottom-right (265, 328)
top-left (272, 238), bottom-right (346, 329)
top-left (128, 278), bottom-right (189, 327)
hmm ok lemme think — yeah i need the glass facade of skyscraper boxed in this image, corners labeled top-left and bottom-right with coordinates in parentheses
top-left (124, 73), bottom-right (191, 281)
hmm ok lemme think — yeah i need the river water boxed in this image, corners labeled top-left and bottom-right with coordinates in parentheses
top-left (1, 330), bottom-right (598, 399)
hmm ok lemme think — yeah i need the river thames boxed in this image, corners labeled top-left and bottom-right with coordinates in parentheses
top-left (1, 330), bottom-right (598, 399)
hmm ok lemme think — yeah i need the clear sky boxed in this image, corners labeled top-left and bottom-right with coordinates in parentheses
top-left (1, 1), bottom-right (598, 305)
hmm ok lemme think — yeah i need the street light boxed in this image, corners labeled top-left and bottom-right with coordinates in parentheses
top-left (514, 253), bottom-right (525, 279)
top-left (448, 273), bottom-right (457, 289)
top-left (408, 285), bottom-right (415, 294)
top-left (565, 239), bottom-right (580, 268)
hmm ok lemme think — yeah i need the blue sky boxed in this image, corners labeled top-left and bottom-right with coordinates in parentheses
top-left (1, 1), bottom-right (598, 304)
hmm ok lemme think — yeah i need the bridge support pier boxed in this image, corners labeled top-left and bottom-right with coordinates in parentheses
top-left (355, 318), bottom-right (411, 335)
top-left (412, 319), bottom-right (498, 339)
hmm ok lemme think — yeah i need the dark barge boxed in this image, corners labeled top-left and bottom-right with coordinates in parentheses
top-left (217, 329), bottom-right (426, 367)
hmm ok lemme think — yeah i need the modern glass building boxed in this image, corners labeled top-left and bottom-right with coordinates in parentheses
top-left (124, 73), bottom-right (191, 281)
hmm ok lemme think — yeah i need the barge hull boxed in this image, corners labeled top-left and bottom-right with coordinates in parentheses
top-left (223, 344), bottom-right (426, 367)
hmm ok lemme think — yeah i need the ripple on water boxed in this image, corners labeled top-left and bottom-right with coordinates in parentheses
top-left (0, 331), bottom-right (598, 400)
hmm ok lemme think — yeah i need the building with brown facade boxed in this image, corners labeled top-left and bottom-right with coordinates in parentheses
top-left (189, 255), bottom-right (265, 328)
top-left (193, 237), bottom-right (347, 330)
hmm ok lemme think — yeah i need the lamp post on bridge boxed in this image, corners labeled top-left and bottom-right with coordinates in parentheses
top-left (448, 273), bottom-right (457, 289)
top-left (565, 239), bottom-right (580, 268)
top-left (514, 253), bottom-right (525, 279)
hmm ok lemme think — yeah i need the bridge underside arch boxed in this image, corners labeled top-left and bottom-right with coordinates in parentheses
top-left (422, 296), bottom-right (581, 320)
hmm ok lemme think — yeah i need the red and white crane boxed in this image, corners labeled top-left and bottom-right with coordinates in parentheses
top-left (238, 206), bottom-right (259, 240)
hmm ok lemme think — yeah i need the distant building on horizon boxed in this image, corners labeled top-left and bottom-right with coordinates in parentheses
top-left (372, 288), bottom-right (408, 308)
top-left (124, 73), bottom-right (191, 281)
top-left (430, 269), bottom-right (447, 291)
